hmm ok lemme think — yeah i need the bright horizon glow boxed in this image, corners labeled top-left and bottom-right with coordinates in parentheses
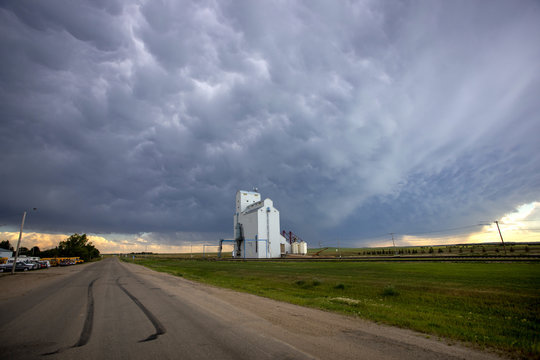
top-left (0, 231), bottom-right (233, 255)
top-left (1, 202), bottom-right (539, 253)
top-left (371, 202), bottom-right (540, 247)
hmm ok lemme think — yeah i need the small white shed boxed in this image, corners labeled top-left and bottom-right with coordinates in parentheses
top-left (0, 249), bottom-right (13, 259)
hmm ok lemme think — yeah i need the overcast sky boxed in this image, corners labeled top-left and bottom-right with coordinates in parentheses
top-left (1, 0), bottom-right (539, 251)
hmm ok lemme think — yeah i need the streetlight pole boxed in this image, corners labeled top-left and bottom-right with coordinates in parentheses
top-left (11, 211), bottom-right (27, 275)
top-left (11, 208), bottom-right (36, 275)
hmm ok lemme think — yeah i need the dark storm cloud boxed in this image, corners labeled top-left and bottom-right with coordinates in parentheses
top-left (1, 0), bottom-right (539, 246)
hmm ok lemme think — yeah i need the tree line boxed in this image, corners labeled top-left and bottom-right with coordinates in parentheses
top-left (0, 233), bottom-right (100, 262)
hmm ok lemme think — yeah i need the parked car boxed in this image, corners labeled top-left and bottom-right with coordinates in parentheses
top-left (59, 259), bottom-right (72, 266)
top-left (21, 260), bottom-right (38, 270)
top-left (20, 260), bottom-right (37, 270)
top-left (0, 262), bottom-right (33, 272)
top-left (44, 258), bottom-right (58, 267)
top-left (20, 262), bottom-right (34, 271)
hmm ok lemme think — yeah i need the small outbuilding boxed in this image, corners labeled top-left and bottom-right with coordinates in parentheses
top-left (0, 249), bottom-right (12, 259)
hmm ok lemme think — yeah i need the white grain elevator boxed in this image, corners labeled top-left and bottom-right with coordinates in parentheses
top-left (228, 190), bottom-right (291, 258)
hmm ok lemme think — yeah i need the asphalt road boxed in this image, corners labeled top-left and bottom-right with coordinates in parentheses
top-left (0, 257), bottom-right (503, 360)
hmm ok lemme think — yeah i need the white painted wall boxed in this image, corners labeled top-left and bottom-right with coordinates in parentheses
top-left (233, 191), bottom-right (291, 258)
top-left (234, 190), bottom-right (261, 240)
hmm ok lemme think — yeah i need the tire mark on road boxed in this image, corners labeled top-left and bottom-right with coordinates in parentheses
top-left (74, 278), bottom-right (97, 347)
top-left (42, 278), bottom-right (98, 356)
top-left (116, 277), bottom-right (166, 342)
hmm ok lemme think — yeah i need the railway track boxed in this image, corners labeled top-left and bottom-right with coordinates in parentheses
top-left (224, 255), bottom-right (540, 262)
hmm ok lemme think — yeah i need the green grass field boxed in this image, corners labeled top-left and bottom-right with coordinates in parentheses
top-left (309, 243), bottom-right (540, 257)
top-left (121, 257), bottom-right (540, 358)
top-left (121, 242), bottom-right (540, 259)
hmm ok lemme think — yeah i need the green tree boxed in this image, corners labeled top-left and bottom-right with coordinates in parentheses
top-left (58, 233), bottom-right (100, 261)
top-left (40, 247), bottom-right (59, 258)
top-left (30, 246), bottom-right (41, 256)
top-left (0, 240), bottom-right (13, 251)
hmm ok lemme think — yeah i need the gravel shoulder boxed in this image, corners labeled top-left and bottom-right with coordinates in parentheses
top-left (0, 261), bottom-right (96, 301)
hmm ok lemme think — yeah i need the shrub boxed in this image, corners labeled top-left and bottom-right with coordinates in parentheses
top-left (382, 285), bottom-right (400, 296)
top-left (295, 279), bottom-right (322, 288)
top-left (334, 283), bottom-right (346, 290)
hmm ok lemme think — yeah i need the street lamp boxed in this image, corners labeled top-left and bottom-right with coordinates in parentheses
top-left (11, 208), bottom-right (36, 275)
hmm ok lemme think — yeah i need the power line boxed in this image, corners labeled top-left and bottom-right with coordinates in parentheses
top-left (400, 224), bottom-right (484, 237)
top-left (500, 220), bottom-right (540, 224)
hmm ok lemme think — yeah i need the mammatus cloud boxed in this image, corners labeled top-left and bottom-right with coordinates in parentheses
top-left (0, 1), bottom-right (539, 250)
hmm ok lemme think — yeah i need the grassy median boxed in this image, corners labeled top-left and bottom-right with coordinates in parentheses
top-left (122, 257), bottom-right (539, 358)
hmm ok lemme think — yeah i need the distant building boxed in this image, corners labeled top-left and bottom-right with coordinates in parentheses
top-left (221, 190), bottom-right (291, 259)
top-left (0, 249), bottom-right (13, 259)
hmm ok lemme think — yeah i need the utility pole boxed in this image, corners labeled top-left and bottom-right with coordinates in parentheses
top-left (495, 221), bottom-right (507, 255)
top-left (12, 211), bottom-right (27, 275)
top-left (390, 233), bottom-right (397, 255)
